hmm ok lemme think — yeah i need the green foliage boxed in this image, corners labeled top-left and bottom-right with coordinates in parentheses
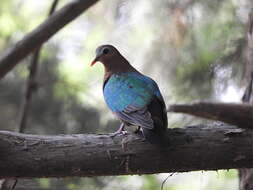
top-left (170, 1), bottom-right (244, 100)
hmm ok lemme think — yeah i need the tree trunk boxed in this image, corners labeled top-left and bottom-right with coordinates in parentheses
top-left (238, 7), bottom-right (253, 190)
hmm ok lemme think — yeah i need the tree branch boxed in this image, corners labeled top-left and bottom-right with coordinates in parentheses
top-left (168, 102), bottom-right (253, 129)
top-left (18, 50), bottom-right (40, 133)
top-left (19, 0), bottom-right (60, 134)
top-left (0, 0), bottom-right (99, 79)
top-left (0, 125), bottom-right (253, 178)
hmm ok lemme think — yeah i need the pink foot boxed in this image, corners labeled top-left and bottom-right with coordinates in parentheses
top-left (109, 123), bottom-right (127, 138)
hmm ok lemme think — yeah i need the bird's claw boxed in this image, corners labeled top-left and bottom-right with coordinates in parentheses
top-left (109, 130), bottom-right (128, 138)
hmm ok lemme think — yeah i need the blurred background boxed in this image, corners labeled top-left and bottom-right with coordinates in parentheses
top-left (0, 0), bottom-right (251, 189)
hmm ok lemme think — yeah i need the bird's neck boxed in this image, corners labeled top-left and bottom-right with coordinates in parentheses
top-left (103, 56), bottom-right (138, 82)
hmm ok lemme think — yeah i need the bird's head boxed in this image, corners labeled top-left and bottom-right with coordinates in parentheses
top-left (91, 45), bottom-right (119, 66)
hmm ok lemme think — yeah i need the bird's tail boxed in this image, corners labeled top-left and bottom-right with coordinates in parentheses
top-left (141, 127), bottom-right (168, 147)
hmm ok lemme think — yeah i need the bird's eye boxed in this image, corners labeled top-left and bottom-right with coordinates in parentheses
top-left (102, 48), bottom-right (110, 55)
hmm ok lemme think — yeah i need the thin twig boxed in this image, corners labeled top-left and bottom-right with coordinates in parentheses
top-left (48, 0), bottom-right (59, 15)
top-left (10, 181), bottom-right (17, 190)
top-left (19, 50), bottom-right (40, 132)
top-left (18, 0), bottom-right (60, 133)
top-left (161, 173), bottom-right (175, 190)
top-left (18, 0), bottom-right (59, 137)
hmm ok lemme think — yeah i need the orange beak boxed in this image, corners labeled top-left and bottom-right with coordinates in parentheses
top-left (90, 57), bottom-right (99, 66)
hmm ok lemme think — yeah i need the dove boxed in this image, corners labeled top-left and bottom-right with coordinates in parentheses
top-left (91, 45), bottom-right (168, 146)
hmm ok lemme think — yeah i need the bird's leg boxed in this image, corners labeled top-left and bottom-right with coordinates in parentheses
top-left (109, 123), bottom-right (127, 138)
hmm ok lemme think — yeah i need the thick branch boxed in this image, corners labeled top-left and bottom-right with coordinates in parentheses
top-left (0, 0), bottom-right (99, 79)
top-left (169, 102), bottom-right (253, 129)
top-left (0, 125), bottom-right (253, 178)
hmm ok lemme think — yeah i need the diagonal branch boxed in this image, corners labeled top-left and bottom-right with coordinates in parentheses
top-left (0, 125), bottom-right (253, 178)
top-left (0, 0), bottom-right (99, 80)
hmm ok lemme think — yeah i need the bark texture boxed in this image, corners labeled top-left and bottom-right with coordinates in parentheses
top-left (0, 125), bottom-right (253, 178)
top-left (169, 102), bottom-right (253, 129)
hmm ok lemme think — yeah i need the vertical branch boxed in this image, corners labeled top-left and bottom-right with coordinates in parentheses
top-left (19, 49), bottom-right (40, 132)
top-left (239, 7), bottom-right (253, 190)
top-left (19, 0), bottom-right (59, 132)
top-left (242, 8), bottom-right (253, 103)
top-left (48, 0), bottom-right (59, 15)
top-left (0, 1), bottom-right (60, 190)
top-left (245, 8), bottom-right (253, 81)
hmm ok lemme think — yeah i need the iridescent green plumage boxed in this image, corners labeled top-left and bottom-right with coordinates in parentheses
top-left (92, 45), bottom-right (168, 146)
top-left (103, 72), bottom-right (163, 112)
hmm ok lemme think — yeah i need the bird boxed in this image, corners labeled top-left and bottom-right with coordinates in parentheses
top-left (91, 45), bottom-right (168, 146)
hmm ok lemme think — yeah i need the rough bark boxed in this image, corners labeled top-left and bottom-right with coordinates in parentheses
top-left (0, 125), bottom-right (253, 179)
top-left (168, 102), bottom-right (253, 129)
top-left (0, 0), bottom-right (99, 79)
